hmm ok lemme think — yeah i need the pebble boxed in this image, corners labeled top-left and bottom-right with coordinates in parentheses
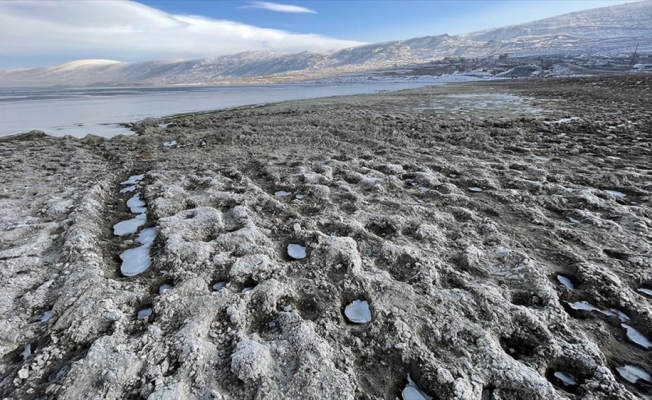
top-left (344, 300), bottom-right (372, 324)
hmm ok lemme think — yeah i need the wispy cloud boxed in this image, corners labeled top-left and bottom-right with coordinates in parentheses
top-left (0, 1), bottom-right (359, 69)
top-left (243, 1), bottom-right (317, 14)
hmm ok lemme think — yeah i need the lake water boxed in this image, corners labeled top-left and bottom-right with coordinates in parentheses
top-left (0, 83), bottom-right (429, 138)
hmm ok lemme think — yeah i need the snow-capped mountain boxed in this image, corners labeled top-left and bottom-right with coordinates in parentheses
top-left (1, 1), bottom-right (650, 87)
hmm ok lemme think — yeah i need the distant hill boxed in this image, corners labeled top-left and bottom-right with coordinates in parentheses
top-left (1, 0), bottom-right (650, 87)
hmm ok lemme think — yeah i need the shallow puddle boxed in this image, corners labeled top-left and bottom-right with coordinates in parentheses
top-left (113, 214), bottom-right (147, 236)
top-left (121, 174), bottom-right (144, 185)
top-left (126, 193), bottom-right (147, 214)
top-left (468, 187), bottom-right (483, 193)
top-left (616, 365), bottom-right (651, 384)
top-left (621, 324), bottom-right (651, 349)
top-left (159, 284), bottom-right (172, 294)
top-left (553, 371), bottom-right (578, 387)
top-left (41, 310), bottom-right (52, 323)
top-left (605, 190), bottom-right (626, 198)
top-left (21, 344), bottom-right (31, 361)
top-left (402, 374), bottom-right (431, 400)
top-left (569, 301), bottom-right (599, 312)
top-left (120, 246), bottom-right (152, 277)
top-left (287, 244), bottom-right (307, 260)
top-left (120, 185), bottom-right (136, 194)
top-left (275, 190), bottom-right (292, 197)
top-left (213, 281), bottom-right (227, 291)
top-left (638, 288), bottom-right (652, 297)
top-left (557, 275), bottom-right (574, 289)
top-left (137, 308), bottom-right (152, 321)
top-left (344, 300), bottom-right (372, 324)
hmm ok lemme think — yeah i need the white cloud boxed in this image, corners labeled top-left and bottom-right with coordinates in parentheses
top-left (243, 1), bottom-right (317, 14)
top-left (0, 0), bottom-right (361, 68)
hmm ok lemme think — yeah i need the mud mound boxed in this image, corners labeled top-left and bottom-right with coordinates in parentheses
top-left (1, 77), bottom-right (651, 399)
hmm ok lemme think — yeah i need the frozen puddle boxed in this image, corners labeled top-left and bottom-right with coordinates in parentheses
top-left (569, 301), bottom-right (600, 312)
top-left (617, 365), bottom-right (651, 384)
top-left (126, 193), bottom-right (147, 214)
top-left (554, 372), bottom-right (578, 387)
top-left (605, 190), bottom-right (626, 198)
top-left (402, 374), bottom-right (431, 400)
top-left (121, 174), bottom-right (144, 185)
top-left (213, 281), bottom-right (227, 291)
top-left (113, 214), bottom-right (147, 236)
top-left (41, 310), bottom-right (53, 323)
top-left (21, 344), bottom-right (31, 361)
top-left (275, 190), bottom-right (292, 197)
top-left (287, 244), bottom-right (307, 260)
top-left (638, 288), bottom-right (652, 297)
top-left (557, 275), bottom-right (574, 289)
top-left (120, 228), bottom-right (157, 277)
top-left (621, 324), bottom-right (652, 349)
top-left (600, 309), bottom-right (630, 322)
top-left (137, 308), bottom-right (152, 321)
top-left (120, 185), bottom-right (136, 193)
top-left (344, 300), bottom-right (372, 324)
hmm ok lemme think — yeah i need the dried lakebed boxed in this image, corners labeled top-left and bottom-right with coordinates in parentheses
top-left (0, 76), bottom-right (651, 399)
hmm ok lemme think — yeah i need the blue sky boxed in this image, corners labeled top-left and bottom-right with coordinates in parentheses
top-left (0, 0), bottom-right (638, 69)
top-left (137, 0), bottom-right (635, 41)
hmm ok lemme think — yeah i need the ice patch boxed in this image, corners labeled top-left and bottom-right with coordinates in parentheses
top-left (163, 140), bottom-right (177, 147)
top-left (468, 187), bottom-right (483, 192)
top-left (605, 190), bottom-right (626, 198)
top-left (120, 185), bottom-right (136, 193)
top-left (638, 288), bottom-right (652, 297)
top-left (121, 174), bottom-right (144, 185)
top-left (344, 300), bottom-right (372, 324)
top-left (21, 344), bottom-right (31, 361)
top-left (41, 310), bottom-right (53, 323)
top-left (569, 301), bottom-right (600, 312)
top-left (296, 194), bottom-right (304, 200)
top-left (287, 244), bottom-right (307, 260)
top-left (616, 365), bottom-right (651, 384)
top-left (402, 374), bottom-right (431, 400)
top-left (554, 372), bottom-right (577, 386)
top-left (137, 308), bottom-right (152, 320)
top-left (600, 308), bottom-right (630, 322)
top-left (113, 214), bottom-right (147, 236)
top-left (137, 227), bottom-right (157, 246)
top-left (557, 275), bottom-right (574, 289)
top-left (621, 324), bottom-right (651, 349)
top-left (213, 281), bottom-right (227, 291)
top-left (120, 245), bottom-right (152, 277)
top-left (126, 193), bottom-right (146, 214)
top-left (275, 190), bottom-right (292, 197)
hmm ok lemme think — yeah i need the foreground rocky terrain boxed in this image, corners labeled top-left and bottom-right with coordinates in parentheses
top-left (1, 75), bottom-right (651, 399)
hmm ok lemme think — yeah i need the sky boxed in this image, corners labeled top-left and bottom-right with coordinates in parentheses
top-left (0, 0), bottom-right (639, 69)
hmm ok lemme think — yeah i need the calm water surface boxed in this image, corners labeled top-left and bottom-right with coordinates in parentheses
top-left (0, 83), bottom-right (430, 138)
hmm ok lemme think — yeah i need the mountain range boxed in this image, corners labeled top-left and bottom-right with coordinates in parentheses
top-left (1, 0), bottom-right (650, 87)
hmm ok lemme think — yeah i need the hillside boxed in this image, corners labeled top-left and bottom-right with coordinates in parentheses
top-left (1, 0), bottom-right (650, 87)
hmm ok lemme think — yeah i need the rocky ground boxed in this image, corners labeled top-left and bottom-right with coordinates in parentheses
top-left (1, 75), bottom-right (651, 400)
